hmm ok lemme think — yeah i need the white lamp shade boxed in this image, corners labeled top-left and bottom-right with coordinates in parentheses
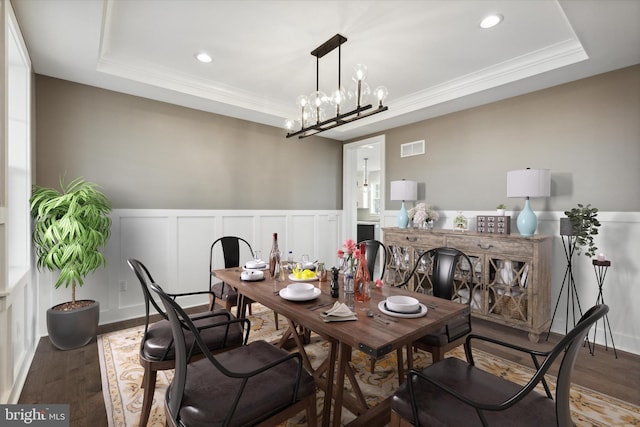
top-left (507, 169), bottom-right (550, 198)
top-left (390, 180), bottom-right (417, 201)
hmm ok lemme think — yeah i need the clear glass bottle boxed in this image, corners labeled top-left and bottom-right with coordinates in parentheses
top-left (287, 250), bottom-right (294, 271)
top-left (354, 243), bottom-right (371, 302)
top-left (344, 272), bottom-right (354, 293)
top-left (268, 233), bottom-right (281, 278)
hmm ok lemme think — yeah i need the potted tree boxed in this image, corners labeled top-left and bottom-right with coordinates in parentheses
top-left (560, 203), bottom-right (601, 257)
top-left (30, 177), bottom-right (112, 350)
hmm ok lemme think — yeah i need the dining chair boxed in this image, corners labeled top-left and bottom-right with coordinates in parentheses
top-left (209, 236), bottom-right (279, 328)
top-left (150, 281), bottom-right (318, 427)
top-left (402, 247), bottom-right (474, 363)
top-left (358, 239), bottom-right (388, 280)
top-left (390, 304), bottom-right (608, 427)
top-left (128, 259), bottom-right (249, 427)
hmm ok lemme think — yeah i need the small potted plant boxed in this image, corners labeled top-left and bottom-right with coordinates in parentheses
top-left (31, 177), bottom-right (112, 350)
top-left (560, 203), bottom-right (601, 257)
top-left (496, 203), bottom-right (507, 216)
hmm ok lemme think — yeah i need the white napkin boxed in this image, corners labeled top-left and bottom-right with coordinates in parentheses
top-left (320, 302), bottom-right (357, 322)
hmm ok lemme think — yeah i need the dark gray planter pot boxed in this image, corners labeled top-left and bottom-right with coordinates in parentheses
top-left (46, 300), bottom-right (99, 350)
top-left (559, 217), bottom-right (575, 236)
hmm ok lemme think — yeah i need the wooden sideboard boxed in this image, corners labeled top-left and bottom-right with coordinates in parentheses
top-left (382, 227), bottom-right (553, 342)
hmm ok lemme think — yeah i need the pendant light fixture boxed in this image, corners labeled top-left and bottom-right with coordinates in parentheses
top-left (285, 34), bottom-right (389, 139)
top-left (363, 157), bottom-right (369, 188)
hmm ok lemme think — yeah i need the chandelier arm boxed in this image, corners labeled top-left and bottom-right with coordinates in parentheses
top-left (286, 105), bottom-right (388, 139)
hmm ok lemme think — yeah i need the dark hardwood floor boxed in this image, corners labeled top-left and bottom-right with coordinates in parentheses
top-left (19, 308), bottom-right (639, 426)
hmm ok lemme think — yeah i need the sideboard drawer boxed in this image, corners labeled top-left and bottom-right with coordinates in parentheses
top-left (404, 233), bottom-right (446, 248)
top-left (446, 235), bottom-right (533, 258)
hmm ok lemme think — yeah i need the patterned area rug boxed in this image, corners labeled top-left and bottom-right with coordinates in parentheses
top-left (98, 306), bottom-right (640, 426)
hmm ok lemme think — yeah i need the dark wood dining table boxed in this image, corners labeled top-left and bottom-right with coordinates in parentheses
top-left (212, 267), bottom-right (468, 427)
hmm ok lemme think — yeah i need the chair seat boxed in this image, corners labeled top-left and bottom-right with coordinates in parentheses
top-left (392, 358), bottom-right (557, 427)
top-left (211, 282), bottom-right (239, 304)
top-left (143, 310), bottom-right (243, 361)
top-left (416, 314), bottom-right (471, 347)
top-left (174, 340), bottom-right (316, 427)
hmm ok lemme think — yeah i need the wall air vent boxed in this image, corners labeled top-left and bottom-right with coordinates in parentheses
top-left (400, 140), bottom-right (425, 158)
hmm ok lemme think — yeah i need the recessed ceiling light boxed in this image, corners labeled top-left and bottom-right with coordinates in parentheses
top-left (480, 14), bottom-right (503, 29)
top-left (195, 52), bottom-right (212, 63)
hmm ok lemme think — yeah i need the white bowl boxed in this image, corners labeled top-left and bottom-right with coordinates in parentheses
top-left (385, 296), bottom-right (420, 313)
top-left (287, 282), bottom-right (315, 297)
top-left (246, 260), bottom-right (266, 269)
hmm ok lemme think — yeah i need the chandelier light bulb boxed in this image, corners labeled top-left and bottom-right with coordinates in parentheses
top-left (309, 90), bottom-right (327, 108)
top-left (353, 63), bottom-right (368, 82)
top-left (296, 95), bottom-right (309, 109)
top-left (374, 86), bottom-right (388, 106)
top-left (284, 118), bottom-right (296, 131)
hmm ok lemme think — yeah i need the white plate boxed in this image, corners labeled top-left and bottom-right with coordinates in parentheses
top-left (288, 273), bottom-right (319, 282)
top-left (378, 300), bottom-right (428, 318)
top-left (243, 264), bottom-right (268, 271)
top-left (279, 287), bottom-right (321, 301)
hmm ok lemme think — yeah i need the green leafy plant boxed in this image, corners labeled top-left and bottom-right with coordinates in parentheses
top-left (30, 177), bottom-right (112, 306)
top-left (564, 203), bottom-right (601, 257)
top-left (496, 203), bottom-right (506, 209)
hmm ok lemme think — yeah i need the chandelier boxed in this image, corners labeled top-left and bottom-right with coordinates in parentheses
top-left (285, 34), bottom-right (389, 139)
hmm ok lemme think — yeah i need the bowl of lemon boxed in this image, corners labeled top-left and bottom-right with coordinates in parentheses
top-left (289, 265), bottom-right (318, 282)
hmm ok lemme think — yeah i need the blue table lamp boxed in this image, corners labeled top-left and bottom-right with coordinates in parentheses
top-left (390, 179), bottom-right (418, 228)
top-left (507, 168), bottom-right (551, 236)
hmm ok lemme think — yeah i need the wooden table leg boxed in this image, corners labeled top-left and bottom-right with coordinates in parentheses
top-left (332, 342), bottom-right (350, 427)
top-left (396, 347), bottom-right (405, 383)
top-left (322, 339), bottom-right (338, 427)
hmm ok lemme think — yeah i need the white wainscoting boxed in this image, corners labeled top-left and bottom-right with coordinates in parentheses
top-left (37, 209), bottom-right (343, 333)
top-left (35, 208), bottom-right (639, 355)
top-left (381, 210), bottom-right (640, 355)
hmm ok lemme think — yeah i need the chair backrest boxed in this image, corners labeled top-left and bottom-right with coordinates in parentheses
top-left (552, 304), bottom-right (608, 425)
top-left (403, 247), bottom-right (474, 301)
top-left (209, 236), bottom-right (254, 288)
top-left (358, 239), bottom-right (387, 280)
top-left (487, 304), bottom-right (608, 425)
top-left (149, 280), bottom-right (255, 425)
top-left (127, 258), bottom-right (168, 324)
top-left (149, 281), bottom-right (197, 423)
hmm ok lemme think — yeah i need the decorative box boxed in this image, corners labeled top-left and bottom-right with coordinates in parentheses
top-left (476, 215), bottom-right (511, 234)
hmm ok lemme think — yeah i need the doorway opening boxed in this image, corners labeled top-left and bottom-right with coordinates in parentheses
top-left (342, 135), bottom-right (385, 244)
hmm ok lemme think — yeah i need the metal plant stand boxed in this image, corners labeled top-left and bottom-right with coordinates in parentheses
top-left (547, 235), bottom-right (586, 340)
top-left (590, 259), bottom-right (618, 358)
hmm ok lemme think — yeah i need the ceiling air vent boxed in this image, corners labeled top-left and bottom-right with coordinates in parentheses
top-left (400, 140), bottom-right (425, 158)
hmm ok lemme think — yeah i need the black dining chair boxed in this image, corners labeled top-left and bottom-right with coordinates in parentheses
top-left (209, 236), bottom-right (279, 327)
top-left (150, 280), bottom-right (318, 427)
top-left (391, 304), bottom-right (608, 427)
top-left (401, 247), bottom-right (474, 363)
top-left (127, 258), bottom-right (249, 427)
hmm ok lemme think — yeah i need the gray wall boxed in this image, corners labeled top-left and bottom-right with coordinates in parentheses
top-left (355, 65), bottom-right (639, 214)
top-left (34, 76), bottom-right (343, 209)
top-left (35, 65), bottom-right (639, 215)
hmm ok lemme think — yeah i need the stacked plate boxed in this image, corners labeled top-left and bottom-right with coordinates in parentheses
top-left (279, 283), bottom-right (321, 301)
top-left (379, 295), bottom-right (428, 318)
